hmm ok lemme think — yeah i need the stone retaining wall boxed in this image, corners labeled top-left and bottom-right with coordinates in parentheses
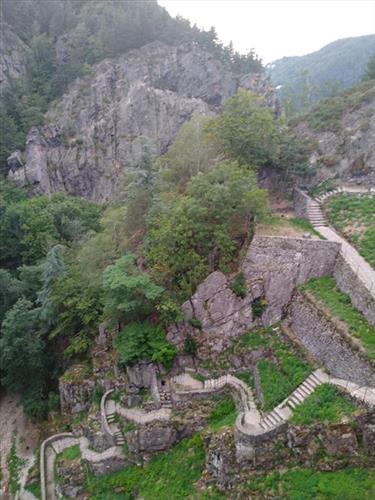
top-left (287, 290), bottom-right (375, 386)
top-left (334, 253), bottom-right (375, 326)
top-left (293, 188), bottom-right (311, 218)
top-left (243, 235), bottom-right (341, 326)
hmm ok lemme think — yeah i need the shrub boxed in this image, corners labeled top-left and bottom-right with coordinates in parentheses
top-left (230, 272), bottom-right (247, 298)
top-left (252, 296), bottom-right (267, 317)
top-left (184, 334), bottom-right (198, 355)
top-left (114, 322), bottom-right (176, 369)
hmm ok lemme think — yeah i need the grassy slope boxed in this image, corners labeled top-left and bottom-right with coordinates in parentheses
top-left (303, 277), bottom-right (375, 362)
top-left (248, 468), bottom-right (375, 499)
top-left (86, 434), bottom-right (224, 500)
top-left (290, 383), bottom-right (356, 425)
top-left (325, 194), bottom-right (375, 268)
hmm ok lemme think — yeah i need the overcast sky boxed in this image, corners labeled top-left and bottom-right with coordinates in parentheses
top-left (159, 0), bottom-right (375, 63)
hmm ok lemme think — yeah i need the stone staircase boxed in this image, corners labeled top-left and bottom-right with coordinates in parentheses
top-left (113, 430), bottom-right (126, 446)
top-left (159, 390), bottom-right (173, 408)
top-left (259, 370), bottom-right (323, 431)
top-left (307, 200), bottom-right (328, 227)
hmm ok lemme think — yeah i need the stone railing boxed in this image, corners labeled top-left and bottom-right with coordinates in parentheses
top-left (100, 389), bottom-right (115, 436)
top-left (40, 433), bottom-right (76, 500)
top-left (314, 185), bottom-right (375, 203)
top-left (236, 369), bottom-right (375, 443)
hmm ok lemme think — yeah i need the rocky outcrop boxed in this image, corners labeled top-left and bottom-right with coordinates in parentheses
top-left (294, 83), bottom-right (375, 188)
top-left (168, 236), bottom-right (340, 356)
top-left (7, 41), bottom-right (278, 201)
top-left (205, 412), bottom-right (375, 492)
top-left (0, 24), bottom-right (27, 91)
top-left (167, 271), bottom-right (256, 357)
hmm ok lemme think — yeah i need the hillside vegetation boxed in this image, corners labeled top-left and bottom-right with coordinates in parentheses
top-left (0, 89), bottom-right (308, 417)
top-left (268, 34), bottom-right (375, 114)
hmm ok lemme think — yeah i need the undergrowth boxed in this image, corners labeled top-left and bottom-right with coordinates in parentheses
top-left (303, 277), bottom-right (375, 362)
top-left (247, 467), bottom-right (375, 499)
top-left (86, 433), bottom-right (224, 499)
top-left (325, 194), bottom-right (375, 268)
top-left (291, 383), bottom-right (357, 425)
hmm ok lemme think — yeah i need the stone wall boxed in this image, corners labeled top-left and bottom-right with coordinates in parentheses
top-left (287, 290), bottom-right (375, 386)
top-left (205, 411), bottom-right (375, 492)
top-left (242, 235), bottom-right (340, 326)
top-left (168, 236), bottom-right (340, 357)
top-left (334, 253), bottom-right (375, 326)
top-left (293, 188), bottom-right (312, 218)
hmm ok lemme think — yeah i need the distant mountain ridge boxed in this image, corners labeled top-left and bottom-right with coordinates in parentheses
top-left (267, 34), bottom-right (375, 113)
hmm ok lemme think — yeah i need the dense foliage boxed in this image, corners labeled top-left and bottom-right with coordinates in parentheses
top-left (0, 86), bottom-right (306, 417)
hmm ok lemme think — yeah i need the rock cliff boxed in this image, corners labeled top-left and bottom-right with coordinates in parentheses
top-left (0, 23), bottom-right (27, 91)
top-left (8, 41), bottom-right (277, 201)
top-left (294, 83), bottom-right (375, 188)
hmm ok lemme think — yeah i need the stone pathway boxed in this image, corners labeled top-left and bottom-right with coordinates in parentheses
top-left (306, 188), bottom-right (375, 297)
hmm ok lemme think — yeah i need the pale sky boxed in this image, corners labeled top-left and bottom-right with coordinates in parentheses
top-left (159, 0), bottom-right (375, 63)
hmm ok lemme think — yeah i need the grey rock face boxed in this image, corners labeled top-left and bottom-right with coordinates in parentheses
top-left (167, 270), bottom-right (256, 357)
top-left (0, 24), bottom-right (27, 91)
top-left (168, 236), bottom-right (341, 357)
top-left (8, 41), bottom-right (278, 201)
top-left (294, 93), bottom-right (375, 187)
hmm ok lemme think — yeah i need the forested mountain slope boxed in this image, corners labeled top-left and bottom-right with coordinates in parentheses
top-left (0, 0), bottom-right (262, 173)
top-left (267, 34), bottom-right (375, 113)
top-left (291, 81), bottom-right (375, 188)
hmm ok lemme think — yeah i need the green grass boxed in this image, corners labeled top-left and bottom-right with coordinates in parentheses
top-left (58, 444), bottom-right (81, 461)
top-left (290, 384), bottom-right (356, 425)
top-left (288, 217), bottom-right (320, 235)
top-left (7, 437), bottom-right (25, 496)
top-left (303, 276), bottom-right (375, 362)
top-left (208, 398), bottom-right (237, 430)
top-left (247, 467), bottom-right (375, 499)
top-left (86, 434), bottom-right (210, 499)
top-left (325, 194), bottom-right (375, 268)
top-left (25, 481), bottom-right (42, 499)
top-left (234, 327), bottom-right (312, 411)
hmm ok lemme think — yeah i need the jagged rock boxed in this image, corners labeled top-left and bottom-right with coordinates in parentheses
top-left (0, 24), bottom-right (27, 91)
top-left (6, 150), bottom-right (23, 170)
top-left (167, 270), bottom-right (255, 357)
top-left (363, 424), bottom-right (375, 455)
top-left (59, 364), bottom-right (96, 414)
top-left (127, 421), bottom-right (176, 453)
top-left (168, 236), bottom-right (340, 356)
top-left (294, 88), bottom-right (375, 187)
top-left (8, 41), bottom-right (279, 201)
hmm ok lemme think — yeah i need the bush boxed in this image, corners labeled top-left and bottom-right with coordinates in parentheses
top-left (114, 322), bottom-right (176, 369)
top-left (184, 334), bottom-right (198, 355)
top-left (251, 296), bottom-right (267, 317)
top-left (230, 272), bottom-right (247, 298)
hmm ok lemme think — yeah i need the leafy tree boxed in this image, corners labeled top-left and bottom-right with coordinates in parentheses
top-left (156, 113), bottom-right (218, 194)
top-left (47, 263), bottom-right (103, 357)
top-left (0, 193), bottom-right (101, 268)
top-left (0, 270), bottom-right (23, 327)
top-left (114, 322), bottom-right (176, 369)
top-left (146, 161), bottom-right (269, 298)
top-left (38, 245), bottom-right (66, 328)
top-left (206, 90), bottom-right (279, 167)
top-left (103, 254), bottom-right (164, 324)
top-left (0, 299), bottom-right (45, 395)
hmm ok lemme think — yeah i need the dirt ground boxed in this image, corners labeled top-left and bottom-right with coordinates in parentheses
top-left (0, 390), bottom-right (40, 499)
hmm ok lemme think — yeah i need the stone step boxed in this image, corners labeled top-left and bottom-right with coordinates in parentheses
top-left (295, 385), bottom-right (310, 398)
top-left (309, 372), bottom-right (322, 385)
top-left (302, 379), bottom-right (316, 391)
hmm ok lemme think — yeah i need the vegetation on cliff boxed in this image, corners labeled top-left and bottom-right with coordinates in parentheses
top-left (0, 0), bottom-right (262, 172)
